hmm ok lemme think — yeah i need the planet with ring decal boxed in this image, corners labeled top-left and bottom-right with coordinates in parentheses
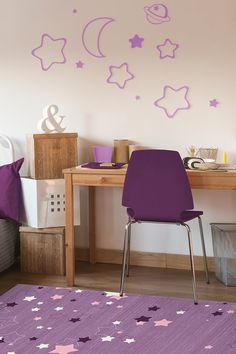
top-left (144, 3), bottom-right (170, 24)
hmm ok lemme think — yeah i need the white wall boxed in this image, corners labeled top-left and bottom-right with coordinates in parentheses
top-left (1, 0), bottom-right (236, 256)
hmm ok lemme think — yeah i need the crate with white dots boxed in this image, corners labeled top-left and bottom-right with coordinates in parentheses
top-left (21, 177), bottom-right (80, 228)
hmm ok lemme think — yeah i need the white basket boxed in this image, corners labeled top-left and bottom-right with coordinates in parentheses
top-left (21, 178), bottom-right (80, 228)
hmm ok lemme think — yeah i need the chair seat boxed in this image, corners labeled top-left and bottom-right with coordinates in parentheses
top-left (127, 208), bottom-right (203, 223)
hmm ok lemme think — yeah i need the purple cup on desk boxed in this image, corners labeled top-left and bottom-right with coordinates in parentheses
top-left (93, 146), bottom-right (113, 163)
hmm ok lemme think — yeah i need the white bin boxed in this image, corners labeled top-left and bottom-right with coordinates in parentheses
top-left (21, 177), bottom-right (80, 228)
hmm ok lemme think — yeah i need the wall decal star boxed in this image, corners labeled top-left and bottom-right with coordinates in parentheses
top-left (31, 33), bottom-right (67, 71)
top-left (76, 61), bottom-right (84, 69)
top-left (154, 85), bottom-right (190, 118)
top-left (209, 99), bottom-right (219, 107)
top-left (107, 62), bottom-right (134, 89)
top-left (129, 34), bottom-right (144, 48)
top-left (156, 38), bottom-right (179, 59)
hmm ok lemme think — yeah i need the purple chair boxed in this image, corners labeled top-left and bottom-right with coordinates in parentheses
top-left (120, 149), bottom-right (209, 304)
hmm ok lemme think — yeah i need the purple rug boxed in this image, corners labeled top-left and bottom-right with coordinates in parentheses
top-left (0, 285), bottom-right (236, 353)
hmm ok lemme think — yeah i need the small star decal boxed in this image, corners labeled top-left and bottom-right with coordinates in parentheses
top-left (212, 311), bottom-right (223, 316)
top-left (136, 321), bottom-right (146, 326)
top-left (205, 345), bottom-right (213, 349)
top-left (70, 299), bottom-right (76, 302)
top-left (54, 307), bottom-right (64, 311)
top-left (76, 60), bottom-right (84, 69)
top-left (124, 338), bottom-right (136, 344)
top-left (32, 307), bottom-right (40, 312)
top-left (73, 9), bottom-right (77, 14)
top-left (148, 306), bottom-right (160, 311)
top-left (156, 38), bottom-right (179, 59)
top-left (129, 34), bottom-right (144, 48)
top-left (154, 319), bottom-right (173, 327)
top-left (91, 301), bottom-right (100, 306)
top-left (227, 310), bottom-right (235, 314)
top-left (75, 289), bottom-right (83, 293)
top-left (51, 295), bottom-right (64, 300)
top-left (78, 337), bottom-right (91, 343)
top-left (209, 99), bottom-right (219, 107)
top-left (176, 310), bottom-right (185, 315)
top-left (29, 337), bottom-right (38, 341)
top-left (101, 335), bottom-right (114, 342)
top-left (112, 320), bottom-right (121, 325)
top-left (135, 316), bottom-right (152, 322)
top-left (6, 302), bottom-right (18, 307)
top-left (33, 317), bottom-right (42, 321)
top-left (0, 337), bottom-right (5, 343)
top-left (69, 317), bottom-right (81, 323)
top-left (37, 343), bottom-right (49, 349)
top-left (107, 62), bottom-right (134, 89)
top-left (106, 301), bottom-right (114, 305)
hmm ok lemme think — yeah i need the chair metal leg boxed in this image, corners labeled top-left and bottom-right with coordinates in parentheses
top-left (119, 220), bottom-right (132, 296)
top-left (126, 218), bottom-right (132, 277)
top-left (198, 216), bottom-right (210, 284)
top-left (183, 223), bottom-right (198, 304)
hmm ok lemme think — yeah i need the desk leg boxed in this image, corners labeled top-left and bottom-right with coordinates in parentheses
top-left (65, 173), bottom-right (75, 287)
top-left (89, 186), bottom-right (96, 264)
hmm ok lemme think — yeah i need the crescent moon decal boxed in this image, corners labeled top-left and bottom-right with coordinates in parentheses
top-left (82, 17), bottom-right (115, 58)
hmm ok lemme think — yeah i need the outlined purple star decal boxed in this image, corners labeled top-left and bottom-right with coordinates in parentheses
top-left (156, 38), bottom-right (179, 59)
top-left (107, 62), bottom-right (134, 89)
top-left (76, 60), bottom-right (84, 69)
top-left (154, 85), bottom-right (191, 118)
top-left (209, 99), bottom-right (219, 107)
top-left (31, 33), bottom-right (67, 71)
top-left (129, 34), bottom-right (144, 48)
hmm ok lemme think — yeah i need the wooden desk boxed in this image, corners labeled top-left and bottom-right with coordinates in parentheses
top-left (63, 167), bottom-right (236, 286)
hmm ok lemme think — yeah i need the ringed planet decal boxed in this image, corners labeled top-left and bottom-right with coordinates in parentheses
top-left (82, 17), bottom-right (115, 58)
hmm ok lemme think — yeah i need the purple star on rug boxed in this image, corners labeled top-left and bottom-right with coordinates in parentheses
top-left (156, 38), bottom-right (179, 59)
top-left (129, 34), bottom-right (144, 48)
top-left (148, 306), bottom-right (160, 311)
top-left (212, 311), bottom-right (223, 316)
top-left (154, 85), bottom-right (191, 118)
top-left (0, 337), bottom-right (4, 343)
top-left (209, 99), bottom-right (219, 107)
top-left (76, 60), bottom-right (84, 69)
top-left (31, 33), bottom-right (67, 71)
top-left (69, 317), bottom-right (81, 323)
top-left (78, 337), bottom-right (91, 343)
top-left (135, 316), bottom-right (152, 322)
top-left (107, 62), bottom-right (134, 89)
top-left (29, 337), bottom-right (38, 341)
top-left (6, 302), bottom-right (18, 307)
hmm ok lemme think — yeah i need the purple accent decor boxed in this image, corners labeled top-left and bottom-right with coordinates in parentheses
top-left (81, 162), bottom-right (126, 169)
top-left (209, 99), bottom-right (219, 107)
top-left (0, 284), bottom-right (236, 353)
top-left (76, 60), bottom-right (84, 69)
top-left (82, 17), bottom-right (115, 58)
top-left (144, 3), bottom-right (170, 25)
top-left (31, 33), bottom-right (67, 71)
top-left (156, 38), bottom-right (179, 59)
top-left (107, 62), bottom-right (134, 89)
top-left (154, 85), bottom-right (191, 118)
top-left (129, 34), bottom-right (144, 48)
top-left (122, 150), bottom-right (202, 222)
top-left (0, 158), bottom-right (24, 221)
top-left (93, 146), bottom-right (113, 163)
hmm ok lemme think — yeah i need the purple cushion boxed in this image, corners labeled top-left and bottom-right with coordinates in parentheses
top-left (0, 158), bottom-right (24, 221)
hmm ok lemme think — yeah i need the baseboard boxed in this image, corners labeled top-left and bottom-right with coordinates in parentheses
top-left (75, 247), bottom-right (215, 272)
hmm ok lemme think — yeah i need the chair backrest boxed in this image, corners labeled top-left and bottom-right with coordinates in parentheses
top-left (122, 149), bottom-right (194, 221)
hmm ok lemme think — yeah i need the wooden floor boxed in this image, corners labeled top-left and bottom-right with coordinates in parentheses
top-left (0, 261), bottom-right (236, 302)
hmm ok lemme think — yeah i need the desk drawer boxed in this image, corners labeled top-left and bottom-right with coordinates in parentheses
top-left (72, 173), bottom-right (125, 187)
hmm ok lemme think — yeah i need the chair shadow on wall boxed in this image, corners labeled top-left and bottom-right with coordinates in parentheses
top-left (119, 149), bottom-right (210, 304)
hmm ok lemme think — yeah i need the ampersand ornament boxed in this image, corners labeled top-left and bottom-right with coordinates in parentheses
top-left (37, 104), bottom-right (66, 133)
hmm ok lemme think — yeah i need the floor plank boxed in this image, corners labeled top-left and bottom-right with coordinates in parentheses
top-left (0, 262), bottom-right (236, 302)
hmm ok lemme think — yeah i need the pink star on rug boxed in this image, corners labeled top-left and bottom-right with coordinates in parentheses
top-left (154, 319), bottom-right (173, 327)
top-left (117, 305), bottom-right (123, 308)
top-left (227, 310), bottom-right (235, 314)
top-left (136, 321), bottom-right (145, 326)
top-left (51, 295), bottom-right (64, 300)
top-left (33, 317), bottom-right (42, 321)
top-left (91, 301), bottom-right (100, 306)
top-left (49, 344), bottom-right (78, 354)
top-left (205, 345), bottom-right (213, 349)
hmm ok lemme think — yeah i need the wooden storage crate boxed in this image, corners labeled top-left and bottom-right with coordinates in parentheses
top-left (27, 133), bottom-right (78, 179)
top-left (20, 226), bottom-right (65, 275)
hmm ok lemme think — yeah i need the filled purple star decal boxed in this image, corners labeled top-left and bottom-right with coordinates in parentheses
top-left (154, 85), bottom-right (191, 118)
top-left (78, 337), bottom-right (91, 343)
top-left (135, 316), bottom-right (152, 322)
top-left (107, 62), bottom-right (134, 89)
top-left (76, 60), bottom-right (84, 69)
top-left (129, 34), bottom-right (144, 48)
top-left (209, 99), bottom-right (219, 107)
top-left (156, 38), bottom-right (179, 59)
top-left (31, 33), bottom-right (67, 71)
